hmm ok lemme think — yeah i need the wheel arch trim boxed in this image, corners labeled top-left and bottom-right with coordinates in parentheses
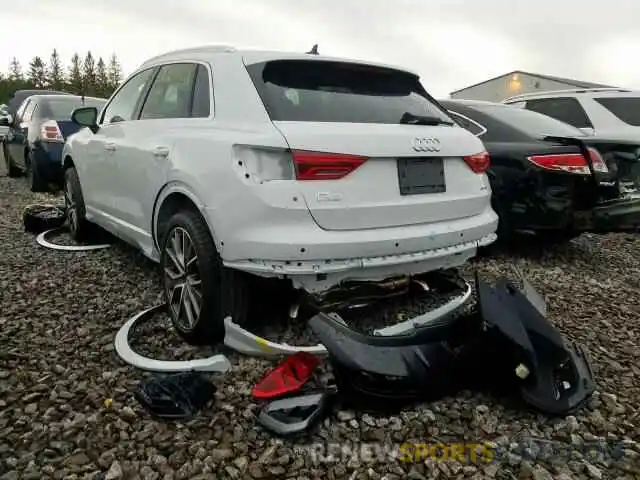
top-left (152, 182), bottom-right (222, 254)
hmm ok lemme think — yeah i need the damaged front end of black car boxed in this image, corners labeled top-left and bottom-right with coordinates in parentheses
top-left (307, 269), bottom-right (596, 417)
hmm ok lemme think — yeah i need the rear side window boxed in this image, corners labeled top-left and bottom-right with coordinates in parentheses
top-left (524, 97), bottom-right (593, 129)
top-left (245, 60), bottom-right (451, 124)
top-left (594, 97), bottom-right (640, 126)
top-left (140, 63), bottom-right (198, 120)
top-left (191, 64), bottom-right (211, 118)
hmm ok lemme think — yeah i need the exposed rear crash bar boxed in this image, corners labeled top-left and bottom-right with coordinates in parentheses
top-left (222, 278), bottom-right (473, 358)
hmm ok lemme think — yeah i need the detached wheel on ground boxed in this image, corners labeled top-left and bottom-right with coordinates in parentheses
top-left (3, 143), bottom-right (21, 178)
top-left (64, 166), bottom-right (91, 241)
top-left (26, 152), bottom-right (47, 192)
top-left (161, 210), bottom-right (249, 345)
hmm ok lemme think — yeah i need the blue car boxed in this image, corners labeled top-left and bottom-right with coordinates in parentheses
top-left (1, 94), bottom-right (107, 191)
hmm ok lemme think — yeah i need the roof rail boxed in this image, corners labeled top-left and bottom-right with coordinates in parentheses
top-left (142, 44), bottom-right (237, 65)
top-left (503, 87), bottom-right (634, 103)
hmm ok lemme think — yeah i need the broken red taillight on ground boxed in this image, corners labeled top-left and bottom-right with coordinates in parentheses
top-left (252, 352), bottom-right (321, 399)
top-left (292, 150), bottom-right (368, 180)
top-left (463, 151), bottom-right (491, 174)
top-left (528, 148), bottom-right (608, 175)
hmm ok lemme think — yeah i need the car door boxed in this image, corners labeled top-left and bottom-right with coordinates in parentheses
top-left (7, 99), bottom-right (36, 168)
top-left (108, 62), bottom-right (209, 241)
top-left (81, 67), bottom-right (157, 221)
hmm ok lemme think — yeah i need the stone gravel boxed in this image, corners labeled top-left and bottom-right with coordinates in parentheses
top-left (1, 156), bottom-right (639, 480)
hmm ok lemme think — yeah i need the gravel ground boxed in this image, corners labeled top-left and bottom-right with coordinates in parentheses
top-left (1, 154), bottom-right (639, 480)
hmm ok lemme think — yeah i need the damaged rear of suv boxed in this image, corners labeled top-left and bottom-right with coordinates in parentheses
top-left (63, 46), bottom-right (498, 345)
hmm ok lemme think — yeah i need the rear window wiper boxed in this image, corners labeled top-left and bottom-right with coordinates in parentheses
top-left (399, 112), bottom-right (454, 126)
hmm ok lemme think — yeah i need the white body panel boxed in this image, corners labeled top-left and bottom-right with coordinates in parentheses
top-left (63, 45), bottom-right (498, 293)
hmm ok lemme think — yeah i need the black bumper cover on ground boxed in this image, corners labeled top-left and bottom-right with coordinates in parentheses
top-left (309, 272), bottom-right (595, 416)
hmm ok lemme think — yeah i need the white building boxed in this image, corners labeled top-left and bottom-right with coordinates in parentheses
top-left (449, 70), bottom-right (614, 102)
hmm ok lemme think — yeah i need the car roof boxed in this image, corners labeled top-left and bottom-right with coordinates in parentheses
top-left (139, 44), bottom-right (419, 77)
top-left (28, 94), bottom-right (106, 102)
top-left (439, 99), bottom-right (510, 109)
top-left (503, 87), bottom-right (640, 103)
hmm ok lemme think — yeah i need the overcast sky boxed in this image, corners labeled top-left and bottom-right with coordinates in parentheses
top-left (3, 0), bottom-right (640, 97)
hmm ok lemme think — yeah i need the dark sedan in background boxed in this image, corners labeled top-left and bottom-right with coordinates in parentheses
top-left (439, 99), bottom-right (640, 242)
top-left (1, 94), bottom-right (107, 191)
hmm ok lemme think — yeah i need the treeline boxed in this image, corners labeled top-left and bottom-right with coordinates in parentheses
top-left (0, 49), bottom-right (124, 104)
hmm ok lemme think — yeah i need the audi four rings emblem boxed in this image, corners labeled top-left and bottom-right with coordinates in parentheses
top-left (412, 137), bottom-right (441, 152)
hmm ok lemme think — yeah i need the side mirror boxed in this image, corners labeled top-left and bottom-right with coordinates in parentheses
top-left (71, 107), bottom-right (99, 133)
top-left (0, 116), bottom-right (9, 127)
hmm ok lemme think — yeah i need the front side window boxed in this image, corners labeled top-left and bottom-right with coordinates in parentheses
top-left (140, 63), bottom-right (199, 120)
top-left (101, 68), bottom-right (156, 125)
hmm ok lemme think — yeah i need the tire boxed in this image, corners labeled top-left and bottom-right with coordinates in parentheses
top-left (160, 209), bottom-right (249, 345)
top-left (26, 152), bottom-right (47, 192)
top-left (23, 204), bottom-right (66, 234)
top-left (64, 166), bottom-right (91, 241)
top-left (3, 143), bottom-right (21, 178)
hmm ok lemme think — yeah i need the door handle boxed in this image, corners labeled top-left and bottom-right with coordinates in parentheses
top-left (153, 146), bottom-right (170, 158)
top-left (104, 142), bottom-right (116, 152)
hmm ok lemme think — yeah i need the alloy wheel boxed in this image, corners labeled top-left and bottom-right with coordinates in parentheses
top-left (163, 227), bottom-right (203, 332)
top-left (64, 178), bottom-right (78, 236)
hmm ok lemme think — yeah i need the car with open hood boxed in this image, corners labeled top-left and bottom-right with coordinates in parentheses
top-left (62, 45), bottom-right (498, 344)
top-left (439, 99), bottom-right (640, 241)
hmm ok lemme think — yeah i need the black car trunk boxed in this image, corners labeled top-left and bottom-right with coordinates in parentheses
top-left (543, 135), bottom-right (640, 204)
top-left (55, 120), bottom-right (83, 139)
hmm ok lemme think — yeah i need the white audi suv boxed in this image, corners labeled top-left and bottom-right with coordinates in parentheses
top-left (63, 45), bottom-right (498, 344)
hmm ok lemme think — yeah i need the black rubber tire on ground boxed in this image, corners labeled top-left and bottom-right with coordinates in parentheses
top-left (23, 204), bottom-right (66, 234)
top-left (160, 209), bottom-right (250, 345)
top-left (3, 143), bottom-right (22, 178)
top-left (64, 166), bottom-right (91, 241)
top-left (26, 152), bottom-right (47, 192)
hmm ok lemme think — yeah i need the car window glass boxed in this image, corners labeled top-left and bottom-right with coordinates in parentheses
top-left (524, 98), bottom-right (592, 128)
top-left (191, 64), bottom-right (211, 117)
top-left (593, 97), bottom-right (640, 127)
top-left (22, 101), bottom-right (37, 121)
top-left (449, 111), bottom-right (485, 136)
top-left (43, 98), bottom-right (107, 121)
top-left (140, 63), bottom-right (198, 120)
top-left (246, 60), bottom-right (452, 124)
top-left (480, 104), bottom-right (586, 138)
top-left (101, 68), bottom-right (155, 125)
top-left (15, 100), bottom-right (30, 121)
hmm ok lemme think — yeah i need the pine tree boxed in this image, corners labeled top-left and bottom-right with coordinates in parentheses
top-left (82, 51), bottom-right (96, 96)
top-left (27, 56), bottom-right (47, 88)
top-left (48, 49), bottom-right (64, 90)
top-left (107, 54), bottom-right (123, 93)
top-left (67, 53), bottom-right (83, 95)
top-left (9, 57), bottom-right (23, 81)
top-left (95, 57), bottom-right (109, 98)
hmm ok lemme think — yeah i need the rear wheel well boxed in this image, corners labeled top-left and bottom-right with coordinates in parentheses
top-left (156, 193), bottom-right (202, 247)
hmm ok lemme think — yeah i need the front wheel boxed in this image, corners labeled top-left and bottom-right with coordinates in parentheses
top-left (64, 166), bottom-right (91, 241)
top-left (160, 210), bottom-right (249, 345)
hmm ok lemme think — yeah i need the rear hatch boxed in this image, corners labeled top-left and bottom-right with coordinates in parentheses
top-left (244, 58), bottom-right (490, 231)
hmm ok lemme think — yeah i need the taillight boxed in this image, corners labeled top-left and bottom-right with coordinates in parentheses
top-left (463, 151), bottom-right (490, 174)
top-left (528, 148), bottom-right (608, 175)
top-left (40, 120), bottom-right (64, 143)
top-left (292, 150), bottom-right (368, 180)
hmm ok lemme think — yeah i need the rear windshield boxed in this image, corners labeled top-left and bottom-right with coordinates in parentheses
top-left (594, 97), bottom-right (640, 127)
top-left (42, 98), bottom-right (106, 120)
top-left (478, 105), bottom-right (585, 138)
top-left (245, 59), bottom-right (452, 124)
